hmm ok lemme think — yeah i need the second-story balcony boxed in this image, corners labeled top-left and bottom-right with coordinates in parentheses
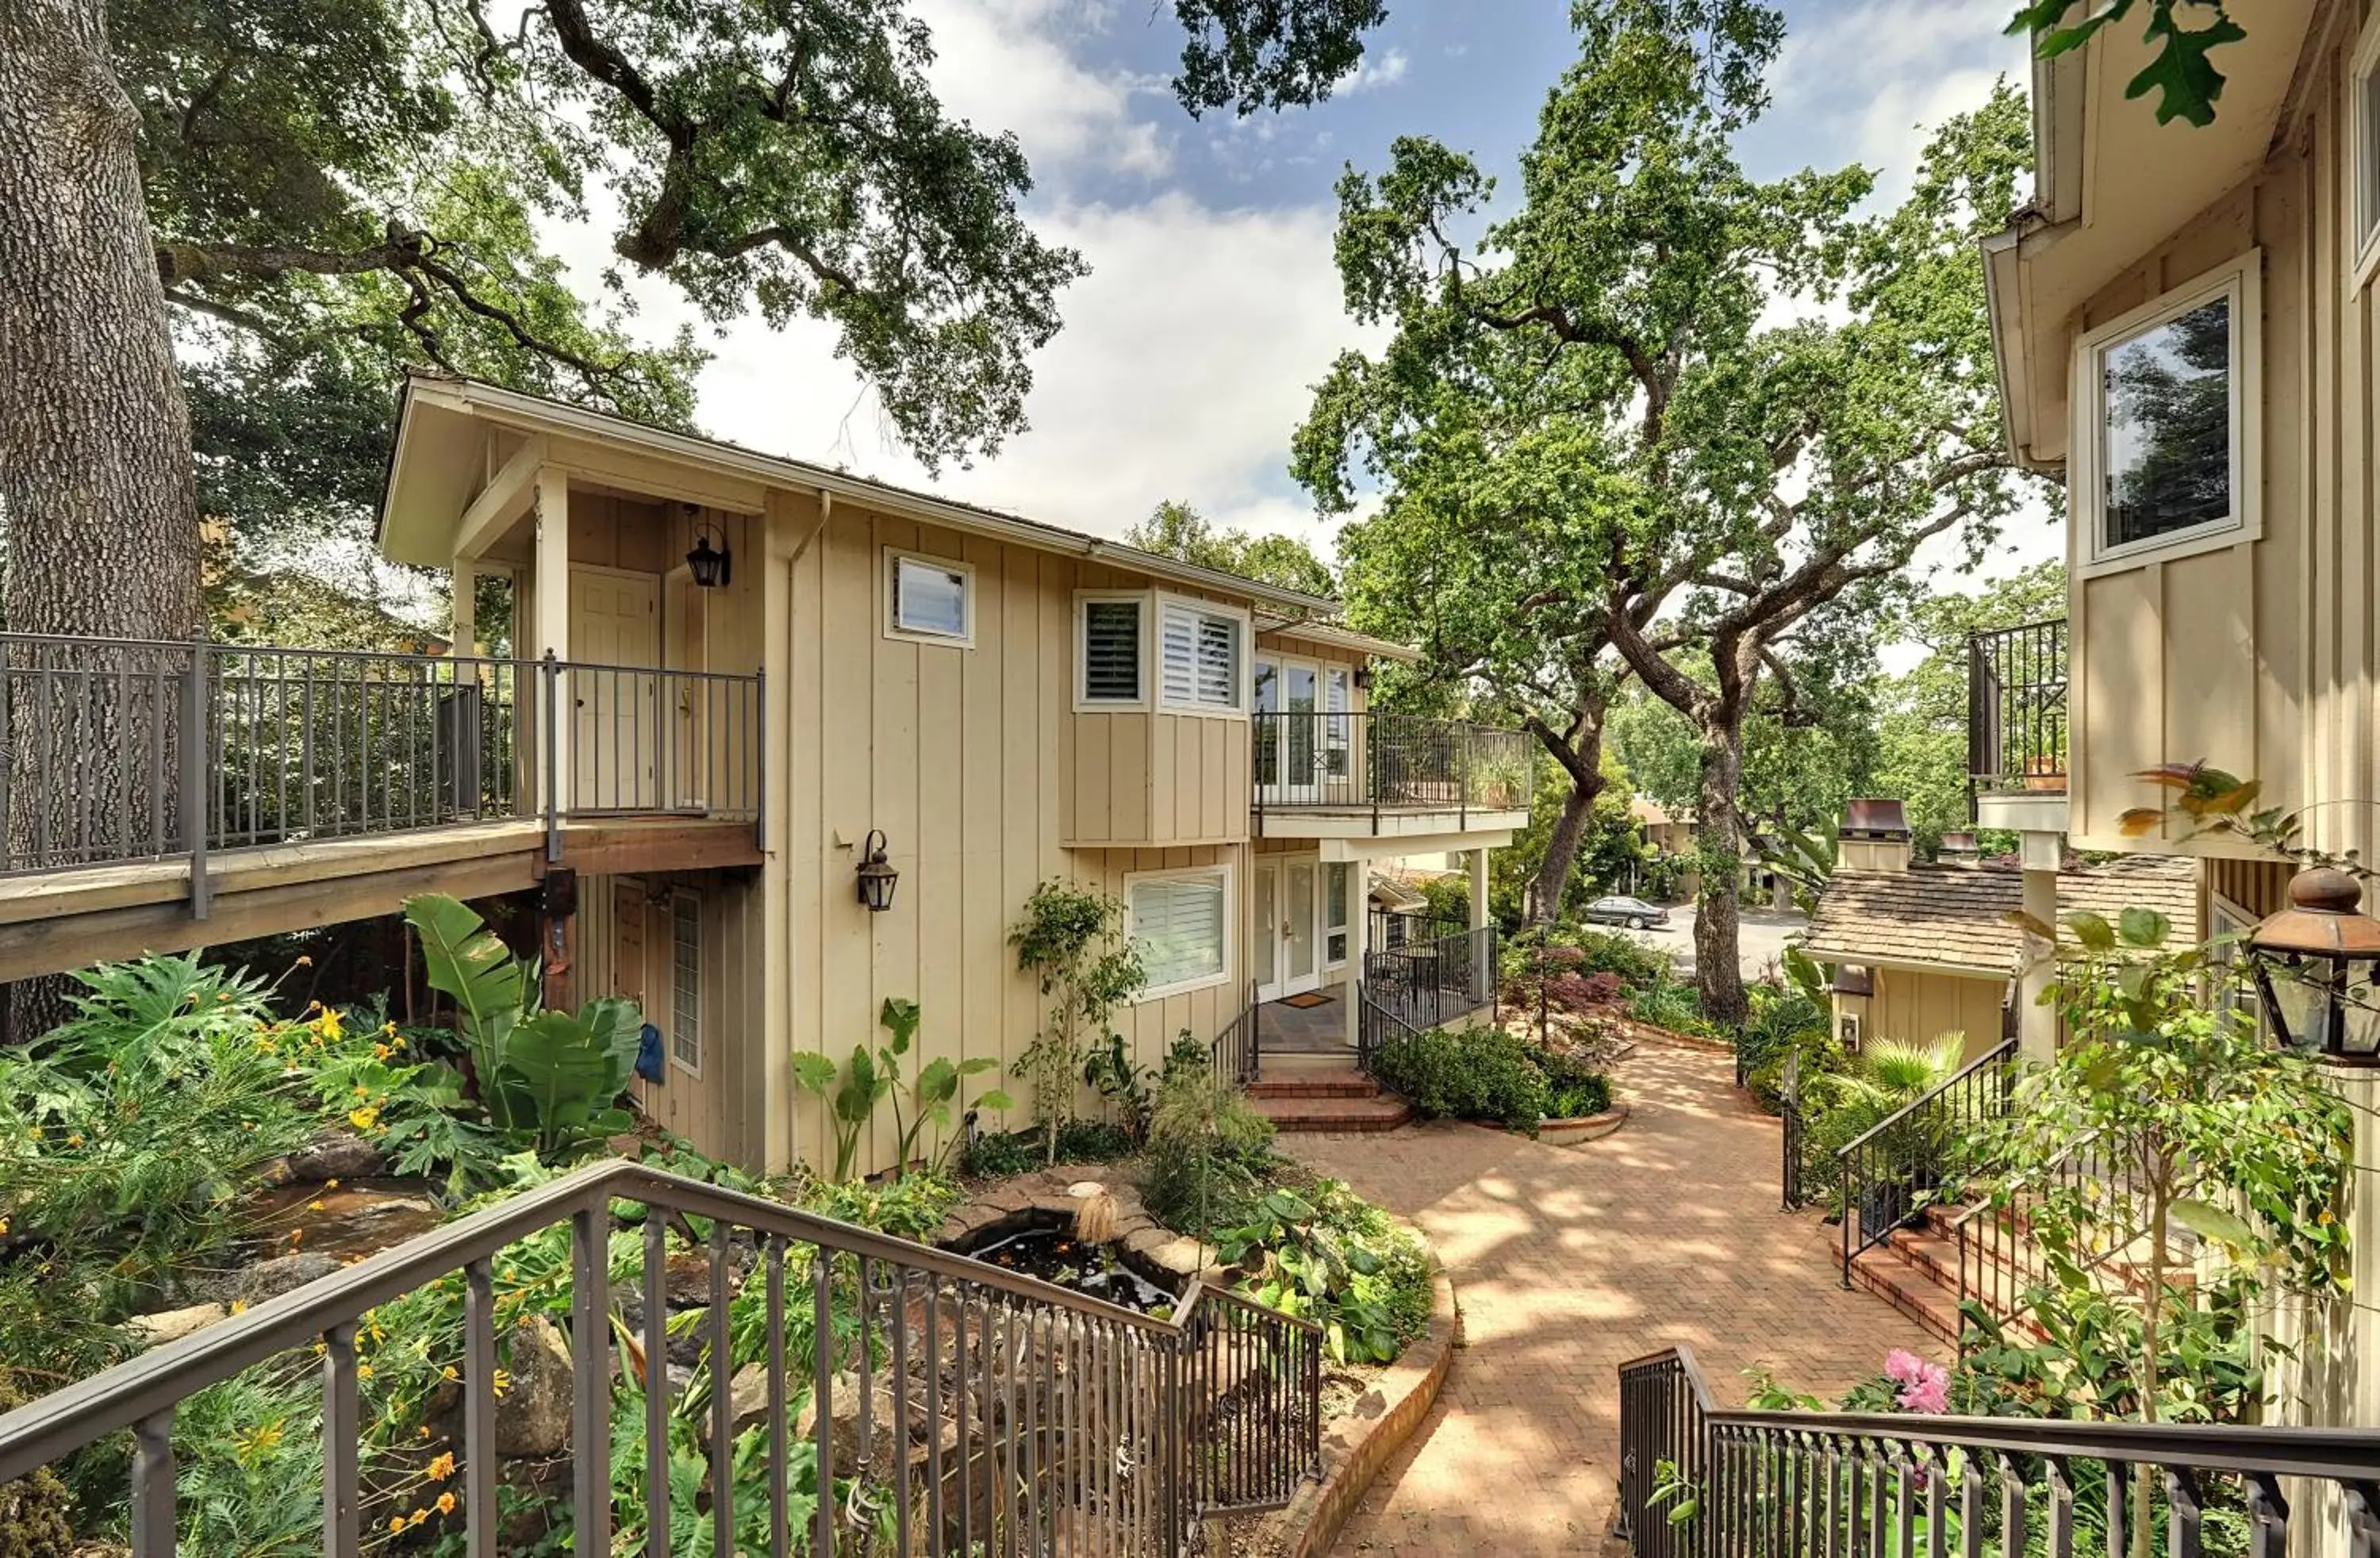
top-left (1250, 711), bottom-right (1535, 842)
top-left (1967, 617), bottom-right (2068, 833)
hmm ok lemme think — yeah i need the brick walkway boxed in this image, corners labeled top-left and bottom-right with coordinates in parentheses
top-left (1288, 1036), bottom-right (1933, 1557)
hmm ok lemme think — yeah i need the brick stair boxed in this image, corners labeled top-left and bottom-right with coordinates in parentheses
top-left (1825, 1203), bottom-right (2025, 1348)
top-left (1246, 1070), bottom-right (1413, 1132)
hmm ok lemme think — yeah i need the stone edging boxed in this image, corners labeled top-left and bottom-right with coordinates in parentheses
top-left (1253, 1260), bottom-right (1461, 1558)
top-left (1622, 1019), bottom-right (1736, 1055)
top-left (1537, 1103), bottom-right (1630, 1145)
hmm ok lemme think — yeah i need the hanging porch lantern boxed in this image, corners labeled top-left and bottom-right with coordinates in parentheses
top-left (2247, 865), bottom-right (2380, 1065)
top-left (685, 518), bottom-right (733, 588)
top-left (855, 829), bottom-right (899, 912)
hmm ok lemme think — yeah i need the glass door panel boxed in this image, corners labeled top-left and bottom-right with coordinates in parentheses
top-left (1286, 861), bottom-right (1318, 990)
top-left (1253, 862), bottom-right (1280, 999)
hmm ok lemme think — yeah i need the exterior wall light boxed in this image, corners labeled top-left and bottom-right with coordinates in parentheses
top-left (685, 520), bottom-right (732, 588)
top-left (1353, 664), bottom-right (1375, 693)
top-left (2248, 865), bottom-right (2380, 1065)
top-left (855, 829), bottom-right (899, 912)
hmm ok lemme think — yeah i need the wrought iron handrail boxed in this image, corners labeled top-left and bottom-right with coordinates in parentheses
top-left (1835, 1038), bottom-right (2017, 1284)
top-left (0, 631), bottom-right (763, 900)
top-left (0, 1157), bottom-right (1323, 1555)
top-left (1209, 979), bottom-right (1261, 1085)
top-left (1618, 1344), bottom-right (2380, 1558)
top-left (1251, 711), bottom-right (1536, 830)
top-left (1967, 616), bottom-right (2067, 806)
top-left (1361, 923), bottom-right (1499, 1042)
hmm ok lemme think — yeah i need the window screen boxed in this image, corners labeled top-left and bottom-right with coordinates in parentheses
top-left (1158, 603), bottom-right (1242, 710)
top-left (1081, 599), bottom-right (1142, 702)
top-left (1131, 873), bottom-right (1226, 991)
top-left (671, 894), bottom-right (701, 1073)
top-left (892, 555), bottom-right (969, 639)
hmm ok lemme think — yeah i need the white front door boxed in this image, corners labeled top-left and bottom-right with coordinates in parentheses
top-left (568, 567), bottom-right (661, 812)
top-left (1254, 655), bottom-right (1324, 805)
top-left (1253, 856), bottom-right (1324, 1001)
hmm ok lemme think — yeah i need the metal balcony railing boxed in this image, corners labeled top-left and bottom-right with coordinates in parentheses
top-left (1617, 1344), bottom-right (2380, 1558)
top-left (1357, 923), bottom-right (1499, 1075)
top-left (1252, 712), bottom-right (1536, 831)
top-left (0, 633), bottom-right (762, 906)
top-left (1967, 618), bottom-right (2067, 806)
top-left (0, 1158), bottom-right (1322, 1556)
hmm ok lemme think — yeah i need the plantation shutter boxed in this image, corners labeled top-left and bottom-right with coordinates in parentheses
top-left (1158, 601), bottom-right (1241, 710)
top-left (1082, 599), bottom-right (1142, 702)
top-left (1133, 874), bottom-right (1226, 989)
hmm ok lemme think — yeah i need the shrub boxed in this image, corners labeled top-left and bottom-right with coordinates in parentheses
top-left (1555, 927), bottom-right (1671, 989)
top-left (1736, 987), bottom-right (1837, 1112)
top-left (1219, 1180), bottom-right (1433, 1364)
top-left (1626, 977), bottom-right (1710, 1036)
top-left (1370, 1023), bottom-right (1610, 1131)
top-left (1539, 1049), bottom-right (1612, 1119)
top-left (1140, 1070), bottom-right (1276, 1237)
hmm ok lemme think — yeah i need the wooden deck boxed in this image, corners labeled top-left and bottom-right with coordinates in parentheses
top-left (0, 817), bottom-right (761, 983)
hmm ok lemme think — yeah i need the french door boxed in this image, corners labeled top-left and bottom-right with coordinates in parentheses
top-left (1253, 857), bottom-right (1322, 1001)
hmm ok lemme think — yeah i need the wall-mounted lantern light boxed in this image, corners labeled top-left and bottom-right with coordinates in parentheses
top-left (2248, 865), bottom-right (2380, 1065)
top-left (855, 829), bottom-right (899, 912)
top-left (1353, 664), bottom-right (1375, 693)
top-left (685, 518), bottom-right (733, 589)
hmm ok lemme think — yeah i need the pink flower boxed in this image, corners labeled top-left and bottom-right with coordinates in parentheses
top-left (1896, 1363), bottom-right (1952, 1415)
top-left (1883, 1349), bottom-right (1926, 1387)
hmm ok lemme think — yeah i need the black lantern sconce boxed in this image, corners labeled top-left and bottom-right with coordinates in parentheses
top-left (685, 516), bottom-right (732, 589)
top-left (2248, 865), bottom-right (2380, 1065)
top-left (855, 830), bottom-right (899, 912)
top-left (1353, 663), bottom-right (1375, 693)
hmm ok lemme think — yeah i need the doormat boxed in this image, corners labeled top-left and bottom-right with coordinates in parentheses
top-left (1279, 991), bottom-right (1335, 1009)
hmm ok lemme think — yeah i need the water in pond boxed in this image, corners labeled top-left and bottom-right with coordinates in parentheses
top-left (965, 1226), bottom-right (1180, 1315)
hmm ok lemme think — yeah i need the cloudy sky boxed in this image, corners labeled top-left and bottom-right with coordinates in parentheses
top-left (594, 0), bottom-right (2051, 576)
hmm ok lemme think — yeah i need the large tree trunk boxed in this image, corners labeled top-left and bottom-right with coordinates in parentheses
top-left (0, 0), bottom-right (202, 1039)
top-left (1692, 716), bottom-right (1750, 1027)
top-left (1528, 709), bottom-right (1609, 924)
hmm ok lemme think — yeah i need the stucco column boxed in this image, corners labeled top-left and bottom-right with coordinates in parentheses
top-left (1468, 847), bottom-right (1490, 933)
top-left (451, 561), bottom-right (475, 655)
top-left (532, 465), bottom-right (572, 813)
top-left (1343, 869), bottom-right (1368, 1052)
top-left (2015, 828), bottom-right (2060, 1066)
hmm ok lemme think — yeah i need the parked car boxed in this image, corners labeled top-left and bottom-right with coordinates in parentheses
top-left (1583, 895), bottom-right (1669, 931)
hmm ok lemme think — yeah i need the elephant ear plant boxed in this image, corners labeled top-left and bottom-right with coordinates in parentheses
top-left (402, 893), bottom-right (644, 1158)
top-left (792, 998), bottom-right (1012, 1181)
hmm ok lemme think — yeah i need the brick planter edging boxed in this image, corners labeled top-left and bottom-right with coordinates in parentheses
top-left (1250, 1260), bottom-right (1461, 1558)
top-left (1623, 1019), bottom-right (1737, 1055)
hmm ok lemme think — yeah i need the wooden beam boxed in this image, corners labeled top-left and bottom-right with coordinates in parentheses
top-left (551, 821), bottom-right (764, 877)
top-left (454, 434), bottom-right (548, 562)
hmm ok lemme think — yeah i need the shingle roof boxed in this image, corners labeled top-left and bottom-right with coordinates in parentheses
top-left (1802, 855), bottom-right (2201, 976)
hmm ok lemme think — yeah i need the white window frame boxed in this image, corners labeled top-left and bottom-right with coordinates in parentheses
top-left (2071, 250), bottom-right (2262, 578)
top-left (1322, 862), bottom-right (1351, 969)
top-left (883, 547), bottom-right (977, 647)
top-left (669, 889), bottom-right (703, 1079)
top-left (2352, 13), bottom-right (2380, 292)
top-left (1073, 589), bottom-right (1151, 710)
top-left (1123, 862), bottom-right (1234, 1000)
top-left (1154, 594), bottom-right (1251, 718)
top-left (2208, 889), bottom-right (2262, 1034)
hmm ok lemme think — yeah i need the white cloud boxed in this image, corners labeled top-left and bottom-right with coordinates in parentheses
top-left (1768, 0), bottom-right (2025, 201)
top-left (908, 0), bottom-right (1172, 182)
top-left (1336, 47), bottom-right (1411, 94)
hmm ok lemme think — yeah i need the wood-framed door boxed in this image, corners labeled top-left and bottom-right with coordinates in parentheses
top-left (567, 565), bottom-right (661, 812)
top-left (1253, 854), bottom-right (1323, 1002)
top-left (1253, 654), bottom-right (1324, 805)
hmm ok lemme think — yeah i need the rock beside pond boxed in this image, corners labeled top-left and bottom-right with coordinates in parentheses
top-left (183, 1250), bottom-right (344, 1306)
top-left (124, 1303), bottom-right (228, 1347)
top-left (245, 1180), bottom-right (443, 1263)
top-left (497, 1318), bottom-right (578, 1456)
top-left (256, 1129), bottom-right (387, 1187)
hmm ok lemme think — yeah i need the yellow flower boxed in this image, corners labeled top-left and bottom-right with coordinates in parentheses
top-left (294, 955), bottom-right (313, 967)
top-left (372, 1043), bottom-right (391, 1061)
top-left (435, 1492), bottom-right (457, 1516)
top-left (408, 1508), bottom-right (429, 1528)
top-left (307, 1200), bottom-right (326, 1213)
top-left (230, 1300), bottom-right (249, 1315)
top-left (63, 1133), bottom-right (83, 1148)
top-left (426, 1452), bottom-right (456, 1482)
top-left (440, 1365), bottom-right (459, 1382)
top-left (389, 1516), bottom-right (407, 1533)
top-left (418, 1425), bottom-right (432, 1440)
top-left (490, 1368), bottom-right (511, 1399)
top-left (348, 1107), bottom-right (380, 1132)
top-left (352, 1083), bottom-right (370, 1097)
top-left (317, 1009), bottom-right (344, 1042)
top-left (355, 1363), bottom-right (372, 1381)
top-left (324, 1178), bottom-right (340, 1189)
top-left (288, 1229), bottom-right (305, 1246)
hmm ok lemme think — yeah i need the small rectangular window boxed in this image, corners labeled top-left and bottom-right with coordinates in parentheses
top-left (1129, 869), bottom-right (1228, 995)
top-left (1078, 596), bottom-right (1144, 704)
top-left (888, 551), bottom-right (973, 643)
top-left (1157, 600), bottom-right (1244, 712)
top-left (1325, 863), bottom-right (1350, 964)
top-left (2355, 15), bottom-right (2380, 281)
top-left (670, 892), bottom-right (701, 1076)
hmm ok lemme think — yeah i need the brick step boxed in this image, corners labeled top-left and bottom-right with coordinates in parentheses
top-left (1249, 1094), bottom-right (1413, 1133)
top-left (1827, 1226), bottom-right (1962, 1347)
top-left (1248, 1071), bottom-right (1378, 1099)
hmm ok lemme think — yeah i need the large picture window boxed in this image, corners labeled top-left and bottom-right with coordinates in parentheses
top-left (1127, 866), bottom-right (1230, 996)
top-left (1157, 597), bottom-right (1246, 714)
top-left (2075, 254), bottom-right (2259, 574)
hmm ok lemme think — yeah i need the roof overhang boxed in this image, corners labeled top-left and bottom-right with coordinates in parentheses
top-left (379, 374), bottom-right (1341, 616)
top-left (1254, 617), bottom-right (1421, 662)
top-left (1983, 2), bottom-right (2318, 470)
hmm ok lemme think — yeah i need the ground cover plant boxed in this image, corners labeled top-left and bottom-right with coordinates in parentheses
top-left (1367, 1021), bottom-right (1614, 1132)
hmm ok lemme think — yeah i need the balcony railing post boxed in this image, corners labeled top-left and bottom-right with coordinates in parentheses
top-left (541, 650), bottom-right (561, 863)
top-left (180, 639), bottom-right (209, 919)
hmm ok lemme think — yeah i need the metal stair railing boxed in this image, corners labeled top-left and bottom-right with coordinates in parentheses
top-left (1618, 1343), bottom-right (2380, 1558)
top-left (0, 1157), bottom-right (1322, 1556)
top-left (1836, 1038), bottom-right (2017, 1285)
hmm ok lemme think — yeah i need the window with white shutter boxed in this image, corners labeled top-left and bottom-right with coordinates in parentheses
top-left (1127, 867), bottom-right (1230, 996)
top-left (885, 550), bottom-right (975, 645)
top-left (1156, 598), bottom-right (1245, 714)
top-left (1077, 594), bottom-right (1145, 705)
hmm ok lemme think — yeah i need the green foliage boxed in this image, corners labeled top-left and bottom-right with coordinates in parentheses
top-left (1560, 927), bottom-right (1672, 990)
top-left (1009, 881), bottom-right (1146, 1164)
top-left (0, 1374), bottom-right (71, 1557)
top-left (1733, 980), bottom-right (1838, 1113)
top-left (1216, 1181), bottom-right (1433, 1365)
top-left (1626, 977), bottom-right (1714, 1038)
top-left (961, 1119), bottom-right (1138, 1178)
top-left (1490, 756), bottom-right (1656, 926)
top-left (1124, 500), bottom-right (1335, 596)
top-left (1140, 1070), bottom-right (1277, 1238)
top-left (2008, 0), bottom-right (2243, 129)
top-left (1368, 1023), bottom-right (1612, 1131)
top-left (1799, 1037), bottom-right (1963, 1215)
top-left (791, 998), bottom-right (1008, 1181)
top-left (403, 894), bottom-right (640, 1157)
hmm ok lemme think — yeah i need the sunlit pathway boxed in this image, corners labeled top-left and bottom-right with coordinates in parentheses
top-left (1291, 1037), bottom-right (1931, 1557)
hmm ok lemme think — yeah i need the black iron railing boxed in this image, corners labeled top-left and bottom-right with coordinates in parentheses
top-left (1967, 618), bottom-right (2067, 805)
top-left (1949, 1129), bottom-right (2178, 1341)
top-left (1368, 907), bottom-right (1464, 951)
top-left (1210, 980), bottom-right (1261, 1086)
top-left (0, 1157), bottom-right (1322, 1556)
top-left (1253, 712), bottom-right (1535, 830)
top-left (1836, 1039), bottom-right (2017, 1284)
top-left (0, 633), bottom-right (762, 900)
top-left (1361, 923), bottom-right (1499, 1043)
top-left (1616, 1344), bottom-right (2380, 1558)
